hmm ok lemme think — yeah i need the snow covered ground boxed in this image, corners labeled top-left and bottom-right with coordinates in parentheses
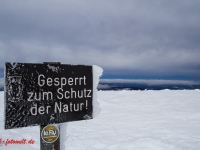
top-left (0, 90), bottom-right (200, 150)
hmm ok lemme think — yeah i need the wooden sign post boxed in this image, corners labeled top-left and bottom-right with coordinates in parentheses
top-left (41, 63), bottom-right (60, 150)
top-left (40, 124), bottom-right (60, 150)
top-left (4, 62), bottom-right (94, 150)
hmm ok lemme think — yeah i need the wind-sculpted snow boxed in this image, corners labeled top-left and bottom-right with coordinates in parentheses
top-left (0, 90), bottom-right (200, 149)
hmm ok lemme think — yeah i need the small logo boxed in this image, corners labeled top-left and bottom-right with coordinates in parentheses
top-left (41, 125), bottom-right (59, 143)
top-left (7, 76), bottom-right (23, 102)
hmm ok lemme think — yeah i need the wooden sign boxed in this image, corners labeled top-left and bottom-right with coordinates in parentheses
top-left (4, 62), bottom-right (93, 129)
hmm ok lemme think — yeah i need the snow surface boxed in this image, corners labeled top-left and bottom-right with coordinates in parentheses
top-left (1, 90), bottom-right (200, 150)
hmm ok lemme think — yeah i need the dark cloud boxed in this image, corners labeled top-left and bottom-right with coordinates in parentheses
top-left (0, 0), bottom-right (200, 79)
top-left (100, 79), bottom-right (200, 86)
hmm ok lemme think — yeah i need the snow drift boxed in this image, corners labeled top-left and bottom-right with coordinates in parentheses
top-left (0, 90), bottom-right (200, 150)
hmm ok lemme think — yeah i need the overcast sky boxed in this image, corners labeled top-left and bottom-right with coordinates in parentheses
top-left (0, 0), bottom-right (200, 80)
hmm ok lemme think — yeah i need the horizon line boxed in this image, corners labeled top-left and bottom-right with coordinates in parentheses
top-left (100, 79), bottom-right (200, 85)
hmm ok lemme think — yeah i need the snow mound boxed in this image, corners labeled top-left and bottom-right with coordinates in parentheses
top-left (1, 90), bottom-right (200, 150)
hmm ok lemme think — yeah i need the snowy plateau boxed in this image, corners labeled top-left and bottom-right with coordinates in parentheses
top-left (0, 90), bottom-right (200, 150)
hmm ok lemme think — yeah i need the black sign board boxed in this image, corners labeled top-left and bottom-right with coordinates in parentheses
top-left (5, 63), bottom-right (93, 129)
